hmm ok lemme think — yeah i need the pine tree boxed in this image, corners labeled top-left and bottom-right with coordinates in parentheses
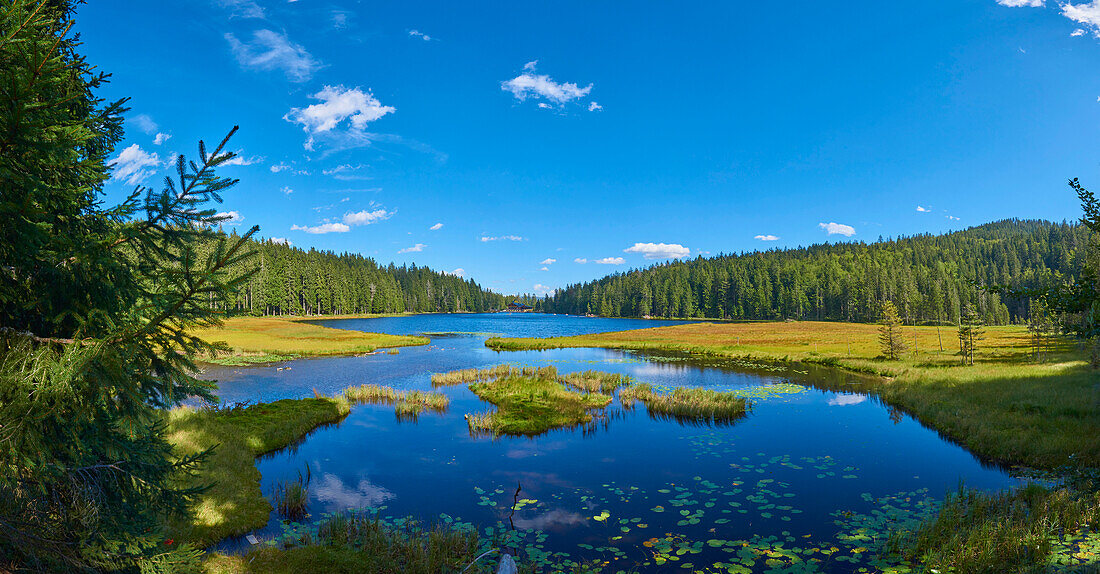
top-left (878, 300), bottom-right (907, 360)
top-left (957, 304), bottom-right (985, 366)
top-left (0, 2), bottom-right (257, 569)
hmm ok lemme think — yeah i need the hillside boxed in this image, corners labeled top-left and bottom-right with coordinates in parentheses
top-left (537, 219), bottom-right (1091, 325)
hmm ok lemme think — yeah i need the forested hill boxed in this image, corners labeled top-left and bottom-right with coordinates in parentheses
top-left (214, 232), bottom-right (509, 315)
top-left (536, 220), bottom-right (1091, 325)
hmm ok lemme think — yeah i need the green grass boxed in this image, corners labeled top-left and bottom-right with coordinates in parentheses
top-left (558, 370), bottom-right (634, 394)
top-left (272, 467), bottom-right (312, 520)
top-left (342, 384), bottom-right (449, 420)
top-left (448, 366), bottom-right (612, 436)
top-left (488, 320), bottom-right (1100, 470)
top-left (619, 383), bottom-right (749, 425)
top-left (166, 397), bottom-right (351, 546)
top-left (886, 482), bottom-right (1100, 573)
top-left (192, 316), bottom-right (427, 365)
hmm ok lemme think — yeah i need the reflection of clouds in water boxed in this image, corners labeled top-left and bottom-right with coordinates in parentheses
top-left (828, 393), bottom-right (867, 406)
top-left (512, 509), bottom-right (586, 531)
top-left (313, 473), bottom-right (395, 509)
top-left (632, 361), bottom-right (690, 377)
top-left (493, 470), bottom-right (575, 490)
top-left (506, 440), bottom-right (567, 459)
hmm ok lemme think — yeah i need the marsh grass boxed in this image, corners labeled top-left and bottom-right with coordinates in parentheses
top-left (458, 369), bottom-right (612, 436)
top-left (203, 512), bottom-right (491, 573)
top-left (273, 466), bottom-right (312, 520)
top-left (343, 384), bottom-right (398, 404)
top-left (166, 397), bottom-right (351, 546)
top-left (886, 482), bottom-right (1100, 573)
top-left (343, 385), bottom-right (449, 420)
top-left (431, 365), bottom-right (558, 387)
top-left (559, 370), bottom-right (633, 394)
top-left (619, 383), bottom-right (749, 425)
top-left (191, 316), bottom-right (427, 364)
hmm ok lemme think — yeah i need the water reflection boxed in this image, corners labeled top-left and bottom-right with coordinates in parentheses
top-left (313, 473), bottom-right (395, 510)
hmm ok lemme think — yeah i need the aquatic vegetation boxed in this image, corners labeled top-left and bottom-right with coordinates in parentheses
top-left (273, 467), bottom-right (312, 520)
top-left (431, 364), bottom-right (557, 387)
top-left (558, 370), bottom-right (633, 394)
top-left (343, 385), bottom-right (449, 422)
top-left (343, 384), bottom-right (398, 404)
top-left (887, 482), bottom-right (1100, 573)
top-left (620, 383), bottom-right (750, 425)
top-left (464, 371), bottom-right (612, 436)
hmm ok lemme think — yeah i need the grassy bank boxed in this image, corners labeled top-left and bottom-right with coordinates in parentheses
top-left (488, 321), bottom-right (1100, 469)
top-left (166, 396), bottom-right (351, 546)
top-left (191, 316), bottom-right (427, 365)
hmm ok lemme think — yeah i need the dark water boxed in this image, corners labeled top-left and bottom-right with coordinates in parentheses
top-left (202, 313), bottom-right (1019, 572)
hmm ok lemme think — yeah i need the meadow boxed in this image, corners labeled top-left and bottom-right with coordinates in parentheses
top-left (190, 315), bottom-right (427, 365)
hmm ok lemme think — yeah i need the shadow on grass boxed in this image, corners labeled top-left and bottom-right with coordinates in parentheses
top-left (166, 397), bottom-right (351, 547)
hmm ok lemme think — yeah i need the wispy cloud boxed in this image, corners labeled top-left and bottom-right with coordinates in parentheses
top-left (533, 284), bottom-right (554, 295)
top-left (996, 0), bottom-right (1043, 6)
top-left (291, 222), bottom-right (349, 234)
top-left (916, 205), bottom-right (932, 212)
top-left (946, 214), bottom-right (961, 221)
top-left (574, 258), bottom-right (588, 264)
top-left (292, 207), bottom-right (392, 234)
top-left (430, 222), bottom-right (444, 231)
top-left (153, 132), bottom-right (171, 145)
top-left (131, 113), bottom-right (158, 134)
top-left (226, 29), bottom-right (320, 82)
top-left (284, 85), bottom-right (394, 150)
top-left (595, 257), bottom-right (625, 265)
top-left (215, 0), bottom-right (265, 18)
top-left (1062, 1), bottom-right (1100, 35)
top-left (281, 186), bottom-right (293, 196)
top-left (754, 234), bottom-right (779, 241)
top-left (588, 101), bottom-right (603, 112)
top-left (819, 222), bottom-right (856, 237)
top-left (480, 235), bottom-right (525, 242)
top-left (222, 153), bottom-right (264, 166)
top-left (322, 163), bottom-right (371, 180)
top-left (502, 62), bottom-right (593, 109)
top-left (398, 243), bottom-right (426, 253)
top-left (623, 242), bottom-right (690, 259)
top-left (540, 258), bottom-right (557, 265)
top-left (408, 29), bottom-right (432, 41)
top-left (268, 237), bottom-right (291, 245)
top-left (446, 268), bottom-right (465, 277)
top-left (270, 162), bottom-right (290, 173)
top-left (214, 210), bottom-right (244, 224)
top-left (343, 208), bottom-right (392, 225)
top-left (110, 144), bottom-right (161, 185)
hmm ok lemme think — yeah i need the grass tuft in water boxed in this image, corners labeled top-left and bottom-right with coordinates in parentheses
top-left (272, 466), bottom-right (312, 520)
top-left (559, 370), bottom-right (633, 394)
top-left (619, 383), bottom-right (749, 425)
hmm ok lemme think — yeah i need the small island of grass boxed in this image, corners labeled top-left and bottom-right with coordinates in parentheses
top-left (619, 383), bottom-right (750, 425)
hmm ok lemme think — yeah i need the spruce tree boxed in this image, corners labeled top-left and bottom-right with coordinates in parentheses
top-left (0, 1), bottom-right (257, 569)
top-left (957, 304), bottom-right (985, 366)
top-left (878, 300), bottom-right (907, 360)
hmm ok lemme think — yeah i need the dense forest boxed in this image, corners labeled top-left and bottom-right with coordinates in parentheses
top-left (535, 220), bottom-right (1093, 325)
top-left (212, 231), bottom-right (510, 315)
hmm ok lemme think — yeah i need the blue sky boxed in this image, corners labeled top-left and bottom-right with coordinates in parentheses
top-left (80, 0), bottom-right (1100, 295)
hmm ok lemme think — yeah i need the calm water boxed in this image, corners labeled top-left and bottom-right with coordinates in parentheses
top-left (202, 313), bottom-right (1019, 572)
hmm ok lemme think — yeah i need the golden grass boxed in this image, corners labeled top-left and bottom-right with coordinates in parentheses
top-left (488, 321), bottom-right (1100, 469)
top-left (191, 316), bottom-right (426, 365)
top-left (619, 383), bottom-right (749, 425)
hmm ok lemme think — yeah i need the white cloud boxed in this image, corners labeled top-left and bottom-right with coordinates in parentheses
top-left (1072, 27), bottom-right (1087, 35)
top-left (131, 114), bottom-right (158, 134)
top-left (342, 209), bottom-right (392, 226)
top-left (946, 214), bottom-right (961, 221)
top-left (281, 186), bottom-right (293, 196)
top-left (292, 222), bottom-right (350, 234)
top-left (818, 222), bottom-right (856, 237)
top-left (268, 237), bottom-right (291, 245)
top-left (595, 257), bottom-right (625, 265)
top-left (331, 11), bottom-right (349, 29)
top-left (398, 243), bottom-right (426, 254)
top-left (408, 29), bottom-right (431, 41)
top-left (539, 266), bottom-right (549, 271)
top-left (480, 235), bottom-right (524, 242)
top-left (447, 268), bottom-right (465, 277)
top-left (916, 205), bottom-right (932, 212)
top-left (533, 284), bottom-right (554, 295)
top-left (221, 153), bottom-right (264, 166)
top-left (502, 62), bottom-right (593, 107)
top-left (827, 394), bottom-right (867, 406)
top-left (754, 234), bottom-right (779, 241)
top-left (226, 29), bottom-right (319, 82)
top-left (996, 0), bottom-right (1043, 6)
top-left (623, 242), bottom-right (690, 259)
top-left (1062, 1), bottom-right (1100, 33)
top-left (216, 0), bottom-right (264, 18)
top-left (214, 210), bottom-right (244, 224)
top-left (574, 258), bottom-right (588, 264)
top-left (270, 163), bottom-right (290, 173)
top-left (540, 258), bottom-right (557, 265)
top-left (284, 85), bottom-right (395, 150)
top-left (110, 144), bottom-right (161, 185)
top-left (430, 222), bottom-right (444, 231)
top-left (153, 132), bottom-right (171, 145)
top-left (588, 101), bottom-right (603, 112)
top-left (322, 163), bottom-right (370, 180)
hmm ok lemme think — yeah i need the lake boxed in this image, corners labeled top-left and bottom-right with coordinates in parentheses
top-left (202, 313), bottom-right (1020, 572)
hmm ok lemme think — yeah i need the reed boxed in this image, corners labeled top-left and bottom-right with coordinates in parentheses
top-left (431, 364), bottom-right (559, 387)
top-left (559, 370), bottom-right (633, 394)
top-left (619, 384), bottom-right (749, 425)
top-left (272, 466), bottom-right (312, 520)
top-left (343, 384), bottom-right (398, 404)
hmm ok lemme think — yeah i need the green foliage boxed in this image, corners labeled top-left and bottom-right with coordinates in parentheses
top-left (0, 2), bottom-right (257, 569)
top-left (878, 300), bottom-right (907, 360)
top-left (538, 219), bottom-right (1088, 325)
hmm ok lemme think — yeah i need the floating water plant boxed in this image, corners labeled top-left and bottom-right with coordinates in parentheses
top-left (620, 384), bottom-right (749, 425)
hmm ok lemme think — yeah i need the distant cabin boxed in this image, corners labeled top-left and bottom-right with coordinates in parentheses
top-left (506, 301), bottom-right (534, 312)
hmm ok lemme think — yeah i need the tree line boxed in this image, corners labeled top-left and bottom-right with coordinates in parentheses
top-left (535, 219), bottom-right (1092, 326)
top-left (209, 231), bottom-right (509, 316)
